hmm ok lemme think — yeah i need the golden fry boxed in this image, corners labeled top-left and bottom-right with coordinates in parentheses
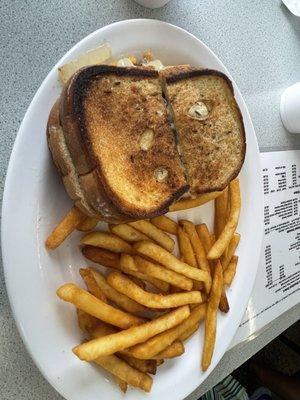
top-left (128, 304), bottom-right (206, 359)
top-left (180, 220), bottom-right (211, 272)
top-left (223, 256), bottom-right (238, 286)
top-left (177, 226), bottom-right (197, 267)
top-left (91, 321), bottom-right (152, 392)
top-left (116, 378), bottom-right (127, 394)
top-left (209, 233), bottom-right (229, 313)
top-left (79, 268), bottom-right (106, 302)
top-left (77, 217), bottom-right (99, 232)
top-left (128, 220), bottom-right (175, 252)
top-left (152, 341), bottom-right (184, 359)
top-left (56, 284), bottom-right (145, 329)
top-left (107, 271), bottom-right (202, 309)
top-left (81, 232), bottom-right (133, 254)
top-left (73, 306), bottom-right (190, 360)
top-left (82, 245), bottom-right (120, 268)
top-left (118, 354), bottom-right (157, 375)
top-left (221, 233), bottom-right (241, 270)
top-left (214, 187), bottom-right (229, 238)
top-left (208, 179), bottom-right (241, 260)
top-left (179, 323), bottom-right (199, 342)
top-left (92, 323), bottom-right (157, 374)
top-left (94, 354), bottom-right (152, 392)
top-left (109, 224), bottom-right (149, 242)
top-left (120, 254), bottom-right (170, 292)
top-left (150, 216), bottom-right (178, 235)
top-left (180, 221), bottom-right (211, 293)
top-left (134, 241), bottom-right (211, 283)
top-left (129, 276), bottom-right (146, 290)
top-left (76, 309), bottom-right (99, 334)
top-left (201, 261), bottom-right (223, 371)
top-left (45, 206), bottom-right (86, 249)
top-left (134, 255), bottom-right (193, 291)
top-left (196, 224), bottom-right (212, 254)
top-left (219, 288), bottom-right (230, 313)
top-left (178, 226), bottom-right (201, 290)
top-left (86, 268), bottom-right (147, 313)
top-left (169, 191), bottom-right (223, 212)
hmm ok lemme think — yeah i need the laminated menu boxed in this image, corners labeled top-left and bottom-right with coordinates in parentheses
top-left (232, 149), bottom-right (300, 346)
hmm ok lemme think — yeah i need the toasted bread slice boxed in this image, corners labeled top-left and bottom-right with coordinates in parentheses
top-left (60, 65), bottom-right (188, 218)
top-left (164, 68), bottom-right (246, 194)
top-left (47, 101), bottom-right (130, 221)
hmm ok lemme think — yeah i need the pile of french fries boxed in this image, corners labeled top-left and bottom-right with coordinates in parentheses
top-left (46, 179), bottom-right (241, 393)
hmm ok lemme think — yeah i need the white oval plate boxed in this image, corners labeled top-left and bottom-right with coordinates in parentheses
top-left (2, 19), bottom-right (263, 400)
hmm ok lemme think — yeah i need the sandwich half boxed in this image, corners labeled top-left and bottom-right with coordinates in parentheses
top-left (47, 65), bottom-right (188, 221)
top-left (163, 68), bottom-right (246, 194)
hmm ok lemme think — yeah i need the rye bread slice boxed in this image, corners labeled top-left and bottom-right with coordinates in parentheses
top-left (59, 65), bottom-right (188, 218)
top-left (163, 68), bottom-right (246, 194)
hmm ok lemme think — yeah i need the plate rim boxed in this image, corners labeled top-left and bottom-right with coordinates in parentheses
top-left (1, 18), bottom-right (264, 400)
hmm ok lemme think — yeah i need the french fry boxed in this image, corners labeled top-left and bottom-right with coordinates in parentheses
top-left (177, 226), bottom-right (197, 267)
top-left (90, 321), bottom-right (152, 392)
top-left (118, 354), bottom-right (157, 375)
top-left (223, 256), bottom-right (238, 286)
top-left (82, 245), bottom-right (120, 268)
top-left (107, 271), bottom-right (202, 309)
top-left (178, 226), bottom-right (202, 290)
top-left (73, 306), bottom-right (190, 360)
top-left (56, 284), bottom-right (145, 329)
top-left (180, 220), bottom-right (211, 273)
top-left (209, 233), bottom-right (229, 313)
top-left (152, 341), bottom-right (184, 359)
top-left (120, 254), bottom-right (169, 293)
top-left (45, 206), bottom-right (86, 249)
top-left (92, 323), bottom-right (156, 374)
top-left (77, 217), bottom-right (99, 232)
top-left (128, 221), bottom-right (175, 252)
top-left (128, 304), bottom-right (206, 359)
top-left (219, 288), bottom-right (229, 313)
top-left (83, 268), bottom-right (147, 313)
top-left (169, 191), bottom-right (223, 212)
top-left (134, 241), bottom-right (211, 284)
top-left (196, 224), bottom-right (212, 255)
top-left (201, 260), bottom-right (223, 371)
top-left (81, 232), bottom-right (133, 254)
top-left (79, 268), bottom-right (107, 302)
top-left (221, 233), bottom-right (241, 270)
top-left (150, 216), bottom-right (178, 235)
top-left (92, 321), bottom-right (118, 337)
top-left (214, 187), bottom-right (229, 238)
top-left (94, 354), bottom-right (152, 392)
top-left (180, 221), bottom-right (212, 293)
top-left (134, 255), bottom-right (193, 291)
top-left (116, 378), bottom-right (127, 394)
top-left (179, 323), bottom-right (199, 342)
top-left (156, 359), bottom-right (164, 366)
top-left (76, 309), bottom-right (99, 334)
top-left (207, 179), bottom-right (241, 260)
top-left (109, 224), bottom-right (149, 242)
top-left (129, 276), bottom-right (146, 290)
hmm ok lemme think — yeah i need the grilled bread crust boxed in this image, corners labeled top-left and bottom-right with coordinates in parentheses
top-left (164, 68), bottom-right (246, 194)
top-left (47, 101), bottom-right (130, 221)
top-left (58, 65), bottom-right (188, 219)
